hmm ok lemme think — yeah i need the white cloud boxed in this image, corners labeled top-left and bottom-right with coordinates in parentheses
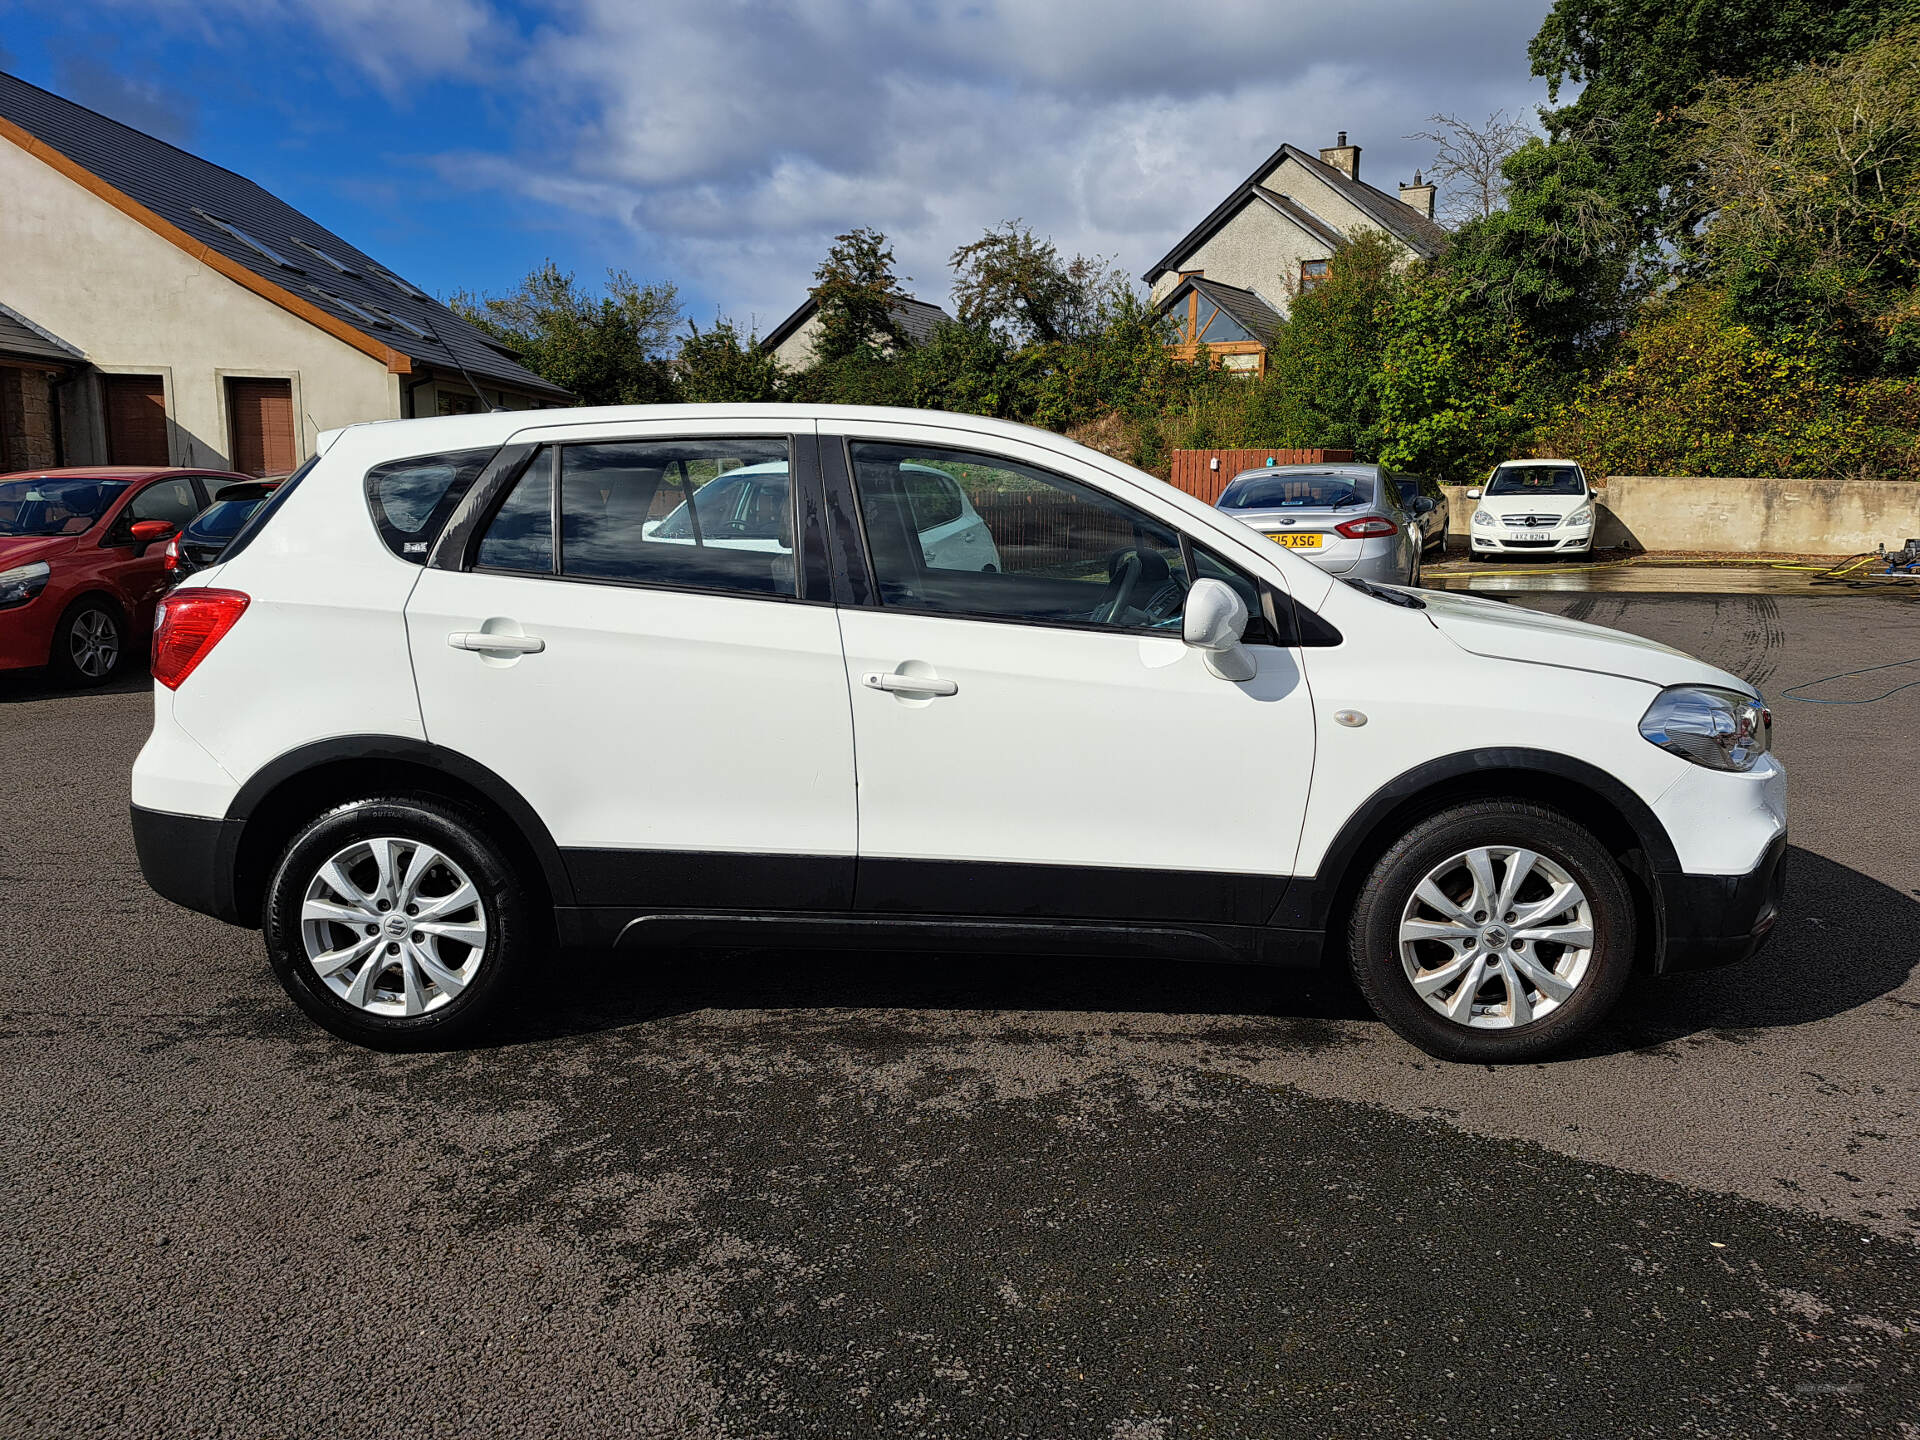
top-left (284, 0), bottom-right (1561, 324)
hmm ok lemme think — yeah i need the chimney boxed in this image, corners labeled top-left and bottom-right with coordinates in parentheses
top-left (1319, 130), bottom-right (1361, 181)
top-left (1398, 170), bottom-right (1436, 220)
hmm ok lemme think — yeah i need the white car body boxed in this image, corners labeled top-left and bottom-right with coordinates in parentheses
top-left (131, 406), bottom-right (1786, 1060)
top-left (1469, 459), bottom-right (1596, 557)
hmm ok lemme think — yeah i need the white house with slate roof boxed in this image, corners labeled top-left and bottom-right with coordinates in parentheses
top-left (0, 70), bottom-right (571, 477)
top-left (763, 293), bottom-right (955, 373)
top-left (1146, 133), bottom-right (1448, 375)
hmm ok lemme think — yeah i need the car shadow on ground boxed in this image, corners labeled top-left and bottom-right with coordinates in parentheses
top-left (482, 845), bottom-right (1915, 1061)
top-left (0, 666), bottom-right (149, 704)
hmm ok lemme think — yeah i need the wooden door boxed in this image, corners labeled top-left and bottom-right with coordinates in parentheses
top-left (227, 377), bottom-right (296, 477)
top-left (104, 374), bottom-right (169, 466)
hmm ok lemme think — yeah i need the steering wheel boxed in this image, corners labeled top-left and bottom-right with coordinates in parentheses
top-left (1094, 546), bottom-right (1187, 626)
top-left (1092, 549), bottom-right (1144, 625)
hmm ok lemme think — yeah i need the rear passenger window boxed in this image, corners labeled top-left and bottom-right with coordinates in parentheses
top-left (366, 448), bottom-right (495, 562)
top-left (475, 449), bottom-right (554, 573)
top-left (558, 439), bottom-right (793, 597)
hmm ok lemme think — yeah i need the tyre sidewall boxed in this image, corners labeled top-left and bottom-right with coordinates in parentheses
top-left (1349, 801), bottom-right (1635, 1062)
top-left (264, 796), bottom-right (532, 1048)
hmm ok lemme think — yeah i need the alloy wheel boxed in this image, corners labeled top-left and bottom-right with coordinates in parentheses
top-left (299, 837), bottom-right (489, 1017)
top-left (69, 609), bottom-right (120, 678)
top-left (1397, 845), bottom-right (1593, 1029)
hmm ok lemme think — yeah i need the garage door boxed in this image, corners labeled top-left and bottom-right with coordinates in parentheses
top-left (104, 374), bottom-right (169, 466)
top-left (227, 377), bottom-right (296, 477)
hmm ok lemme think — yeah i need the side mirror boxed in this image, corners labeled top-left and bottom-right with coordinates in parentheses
top-left (1183, 577), bottom-right (1257, 682)
top-left (128, 519), bottom-right (176, 553)
top-left (1466, 488), bottom-right (1483, 500)
top-left (1413, 495), bottom-right (1436, 515)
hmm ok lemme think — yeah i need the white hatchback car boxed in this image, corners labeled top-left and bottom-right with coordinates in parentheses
top-left (1468, 459), bottom-right (1597, 559)
top-left (132, 407), bottom-right (1786, 1062)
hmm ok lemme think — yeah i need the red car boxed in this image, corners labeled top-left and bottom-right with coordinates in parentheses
top-left (0, 466), bottom-right (252, 685)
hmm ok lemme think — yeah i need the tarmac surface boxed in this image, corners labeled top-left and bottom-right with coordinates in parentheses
top-left (3, 590), bottom-right (1918, 1437)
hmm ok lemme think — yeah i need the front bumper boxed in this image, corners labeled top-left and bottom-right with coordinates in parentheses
top-left (1653, 833), bottom-right (1788, 972)
top-left (1471, 526), bottom-right (1592, 554)
top-left (0, 598), bottom-right (57, 672)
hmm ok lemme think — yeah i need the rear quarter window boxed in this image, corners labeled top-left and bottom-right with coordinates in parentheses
top-left (365, 448), bottom-right (498, 562)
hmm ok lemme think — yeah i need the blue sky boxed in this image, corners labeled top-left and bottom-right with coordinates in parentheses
top-left (0, 0), bottom-right (1555, 336)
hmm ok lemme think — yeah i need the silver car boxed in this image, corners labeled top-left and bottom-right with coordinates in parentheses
top-left (1214, 463), bottom-right (1425, 586)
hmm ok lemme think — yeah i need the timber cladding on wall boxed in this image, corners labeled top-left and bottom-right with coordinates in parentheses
top-left (1438, 476), bottom-right (1920, 556)
top-left (1168, 448), bottom-right (1356, 505)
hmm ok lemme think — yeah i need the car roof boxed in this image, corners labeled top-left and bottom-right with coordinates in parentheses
top-left (0, 465), bottom-right (250, 482)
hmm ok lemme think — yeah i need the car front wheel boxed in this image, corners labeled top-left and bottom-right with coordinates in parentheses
top-left (51, 597), bottom-right (126, 686)
top-left (263, 795), bottom-right (535, 1048)
top-left (1347, 800), bottom-right (1635, 1062)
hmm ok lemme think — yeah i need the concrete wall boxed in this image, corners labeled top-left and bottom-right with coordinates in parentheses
top-left (1439, 476), bottom-right (1920, 556)
top-left (1, 137), bottom-right (402, 469)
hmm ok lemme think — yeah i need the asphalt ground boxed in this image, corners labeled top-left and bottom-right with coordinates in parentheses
top-left (3, 590), bottom-right (1917, 1438)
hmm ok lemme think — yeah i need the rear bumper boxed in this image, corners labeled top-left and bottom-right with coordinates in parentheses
top-left (1654, 834), bottom-right (1787, 973)
top-left (131, 804), bottom-right (246, 925)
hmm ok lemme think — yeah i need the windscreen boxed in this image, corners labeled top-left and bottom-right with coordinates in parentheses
top-left (0, 478), bottom-right (130, 536)
top-left (1218, 472), bottom-right (1371, 511)
top-left (1487, 464), bottom-right (1583, 496)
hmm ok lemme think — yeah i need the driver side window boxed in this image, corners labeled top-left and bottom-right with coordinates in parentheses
top-left (848, 441), bottom-right (1187, 631)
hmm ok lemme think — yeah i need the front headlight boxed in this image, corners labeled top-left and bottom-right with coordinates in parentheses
top-left (1639, 685), bottom-right (1771, 772)
top-left (0, 561), bottom-right (51, 610)
top-left (1565, 504), bottom-right (1594, 527)
top-left (1472, 509), bottom-right (1496, 526)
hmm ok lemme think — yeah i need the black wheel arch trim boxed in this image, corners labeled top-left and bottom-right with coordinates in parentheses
top-left (1273, 746), bottom-right (1681, 931)
top-left (221, 735), bottom-right (574, 922)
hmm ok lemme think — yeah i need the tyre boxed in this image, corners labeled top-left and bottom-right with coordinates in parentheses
top-left (50, 596), bottom-right (127, 686)
top-left (263, 795), bottom-right (536, 1048)
top-left (1346, 800), bottom-right (1635, 1062)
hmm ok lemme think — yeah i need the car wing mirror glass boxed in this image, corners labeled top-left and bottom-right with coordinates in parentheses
top-left (1466, 488), bottom-right (1483, 499)
top-left (1183, 577), bottom-right (1257, 681)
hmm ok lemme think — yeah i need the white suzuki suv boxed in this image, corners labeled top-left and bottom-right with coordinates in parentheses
top-left (132, 407), bottom-right (1786, 1062)
top-left (1469, 459), bottom-right (1596, 559)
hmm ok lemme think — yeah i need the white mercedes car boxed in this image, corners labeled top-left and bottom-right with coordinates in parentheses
top-left (1468, 460), bottom-right (1597, 559)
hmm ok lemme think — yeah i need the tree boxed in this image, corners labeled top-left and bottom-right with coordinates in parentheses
top-left (1257, 230), bottom-right (1405, 455)
top-left (809, 227), bottom-right (911, 363)
top-left (1407, 110), bottom-right (1536, 222)
top-left (1435, 134), bottom-right (1636, 361)
top-left (1683, 23), bottom-right (1920, 376)
top-left (1526, 0), bottom-right (1911, 249)
top-left (949, 222), bottom-right (1116, 345)
top-left (451, 263), bottom-right (681, 405)
top-left (676, 319), bottom-right (785, 403)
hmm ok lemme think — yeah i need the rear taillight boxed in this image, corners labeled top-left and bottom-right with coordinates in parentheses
top-left (152, 589), bottom-right (249, 690)
top-left (162, 537), bottom-right (180, 572)
top-left (1335, 516), bottom-right (1399, 539)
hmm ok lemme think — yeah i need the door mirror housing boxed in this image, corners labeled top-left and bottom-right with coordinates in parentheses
top-left (1412, 495), bottom-right (1436, 515)
top-left (1183, 577), bottom-right (1257, 681)
top-left (127, 518), bottom-right (177, 553)
top-left (1465, 487), bottom-right (1483, 500)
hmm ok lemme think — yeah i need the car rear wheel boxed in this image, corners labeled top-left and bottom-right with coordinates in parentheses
top-left (263, 795), bottom-right (535, 1048)
top-left (50, 597), bottom-right (126, 686)
top-left (1346, 800), bottom-right (1635, 1062)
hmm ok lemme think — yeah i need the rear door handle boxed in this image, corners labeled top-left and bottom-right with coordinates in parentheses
top-left (448, 631), bottom-right (545, 655)
top-left (862, 670), bottom-right (957, 697)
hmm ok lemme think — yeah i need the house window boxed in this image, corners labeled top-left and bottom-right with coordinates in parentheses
top-left (1162, 292), bottom-right (1196, 345)
top-left (1300, 259), bottom-right (1331, 293)
top-left (437, 391), bottom-right (483, 416)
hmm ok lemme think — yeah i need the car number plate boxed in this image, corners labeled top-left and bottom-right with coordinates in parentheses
top-left (1265, 533), bottom-right (1322, 548)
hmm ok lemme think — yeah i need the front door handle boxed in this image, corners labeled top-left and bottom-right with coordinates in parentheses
top-left (862, 670), bottom-right (957, 697)
top-left (449, 631), bottom-right (545, 655)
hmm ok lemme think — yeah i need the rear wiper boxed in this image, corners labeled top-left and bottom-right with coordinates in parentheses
top-left (1343, 576), bottom-right (1426, 609)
